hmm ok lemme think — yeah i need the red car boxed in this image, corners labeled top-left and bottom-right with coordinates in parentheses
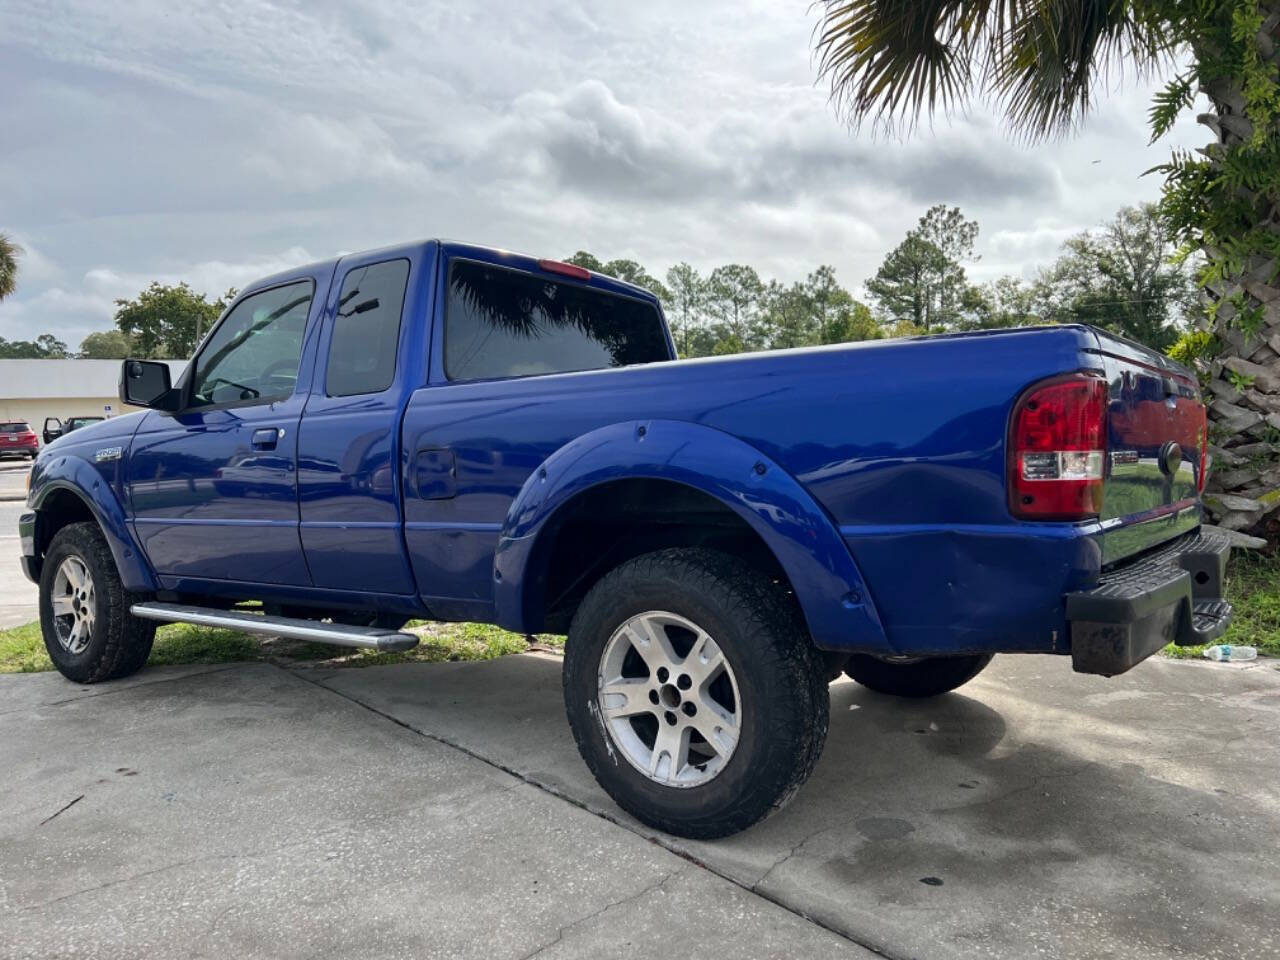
top-left (0, 420), bottom-right (38, 460)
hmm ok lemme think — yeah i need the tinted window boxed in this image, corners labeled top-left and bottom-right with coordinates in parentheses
top-left (327, 259), bottom-right (409, 397)
top-left (191, 280), bottom-right (313, 407)
top-left (445, 260), bottom-right (669, 381)
top-left (0, 422), bottom-right (30, 432)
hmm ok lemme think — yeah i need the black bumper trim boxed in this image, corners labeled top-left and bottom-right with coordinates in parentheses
top-left (1066, 529), bottom-right (1233, 676)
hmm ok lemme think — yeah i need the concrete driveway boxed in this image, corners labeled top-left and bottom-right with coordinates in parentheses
top-left (2, 653), bottom-right (1278, 959)
top-left (0, 499), bottom-right (38, 628)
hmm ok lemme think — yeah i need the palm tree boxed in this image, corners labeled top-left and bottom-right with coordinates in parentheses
top-left (0, 234), bottom-right (21, 302)
top-left (814, 1), bottom-right (1280, 544)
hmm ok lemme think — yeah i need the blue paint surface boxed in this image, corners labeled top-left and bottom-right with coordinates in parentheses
top-left (24, 239), bottom-right (1206, 656)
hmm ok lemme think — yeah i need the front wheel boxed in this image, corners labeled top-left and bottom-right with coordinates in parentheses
top-left (564, 548), bottom-right (828, 839)
top-left (843, 653), bottom-right (993, 698)
top-left (39, 522), bottom-right (156, 683)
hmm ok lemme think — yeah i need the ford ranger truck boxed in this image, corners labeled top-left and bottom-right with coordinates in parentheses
top-left (18, 240), bottom-right (1232, 839)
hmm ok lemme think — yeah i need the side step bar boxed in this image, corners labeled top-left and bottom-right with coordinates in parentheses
top-left (130, 602), bottom-right (420, 652)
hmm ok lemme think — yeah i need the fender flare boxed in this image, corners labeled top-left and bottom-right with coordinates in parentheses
top-left (492, 419), bottom-right (891, 654)
top-left (30, 455), bottom-right (158, 593)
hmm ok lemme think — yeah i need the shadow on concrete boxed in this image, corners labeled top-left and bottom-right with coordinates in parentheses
top-left (312, 652), bottom-right (1280, 960)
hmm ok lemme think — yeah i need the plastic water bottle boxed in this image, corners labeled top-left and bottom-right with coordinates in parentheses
top-left (1203, 644), bottom-right (1257, 662)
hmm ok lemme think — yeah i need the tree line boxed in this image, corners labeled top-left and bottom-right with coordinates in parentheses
top-left (2, 202), bottom-right (1197, 362)
top-left (565, 202), bottom-right (1197, 357)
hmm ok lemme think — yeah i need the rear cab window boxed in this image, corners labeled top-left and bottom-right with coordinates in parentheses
top-left (444, 259), bottom-right (670, 381)
top-left (326, 259), bottom-right (409, 397)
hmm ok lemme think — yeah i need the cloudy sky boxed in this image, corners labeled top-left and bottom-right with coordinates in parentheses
top-left (1, 1), bottom-right (1204, 350)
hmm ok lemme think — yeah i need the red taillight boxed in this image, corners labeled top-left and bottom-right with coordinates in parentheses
top-left (1009, 373), bottom-right (1108, 521)
top-left (537, 259), bottom-right (591, 281)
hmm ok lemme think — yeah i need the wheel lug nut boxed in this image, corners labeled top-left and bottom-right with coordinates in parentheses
top-left (677, 674), bottom-right (691, 690)
top-left (663, 711), bottom-right (677, 726)
top-left (648, 689), bottom-right (659, 705)
top-left (682, 702), bottom-right (696, 717)
top-left (656, 667), bottom-right (669, 683)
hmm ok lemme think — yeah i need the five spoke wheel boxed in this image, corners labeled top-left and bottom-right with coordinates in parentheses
top-left (597, 611), bottom-right (741, 788)
top-left (50, 556), bottom-right (96, 655)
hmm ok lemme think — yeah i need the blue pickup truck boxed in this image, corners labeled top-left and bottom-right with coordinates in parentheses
top-left (20, 240), bottom-right (1231, 838)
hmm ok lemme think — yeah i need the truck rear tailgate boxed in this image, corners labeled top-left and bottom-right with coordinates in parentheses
top-left (1089, 329), bottom-right (1207, 565)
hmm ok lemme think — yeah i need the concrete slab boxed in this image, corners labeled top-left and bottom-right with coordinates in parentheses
top-left (0, 500), bottom-right (38, 628)
top-left (0, 662), bottom-right (871, 959)
top-left (312, 653), bottom-right (1280, 960)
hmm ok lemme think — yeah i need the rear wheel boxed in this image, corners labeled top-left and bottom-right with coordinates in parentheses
top-left (564, 548), bottom-right (828, 839)
top-left (843, 653), bottom-right (993, 698)
top-left (40, 522), bottom-right (156, 683)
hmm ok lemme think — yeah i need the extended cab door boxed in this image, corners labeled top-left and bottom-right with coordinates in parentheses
top-left (294, 247), bottom-right (431, 594)
top-left (400, 248), bottom-right (674, 620)
top-left (127, 275), bottom-right (327, 586)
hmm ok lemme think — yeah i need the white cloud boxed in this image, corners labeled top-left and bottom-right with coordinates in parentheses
top-left (0, 0), bottom-right (1209, 349)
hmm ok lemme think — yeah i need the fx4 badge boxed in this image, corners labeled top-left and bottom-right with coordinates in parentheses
top-left (94, 446), bottom-right (123, 463)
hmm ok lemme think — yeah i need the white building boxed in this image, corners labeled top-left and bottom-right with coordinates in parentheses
top-left (0, 359), bottom-right (188, 433)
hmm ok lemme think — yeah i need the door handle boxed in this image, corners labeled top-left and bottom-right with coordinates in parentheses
top-left (251, 427), bottom-right (280, 450)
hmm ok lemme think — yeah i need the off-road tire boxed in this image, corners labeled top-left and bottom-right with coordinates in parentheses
top-left (564, 548), bottom-right (829, 839)
top-left (843, 653), bottom-right (993, 698)
top-left (40, 522), bottom-right (156, 683)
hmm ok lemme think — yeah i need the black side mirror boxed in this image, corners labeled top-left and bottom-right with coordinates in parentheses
top-left (120, 360), bottom-right (180, 411)
top-left (42, 417), bottom-right (63, 444)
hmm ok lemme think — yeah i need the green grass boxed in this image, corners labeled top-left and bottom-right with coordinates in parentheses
top-left (3, 550), bottom-right (1272, 674)
top-left (0, 617), bottom-right (563, 675)
top-left (1163, 550), bottom-right (1280, 659)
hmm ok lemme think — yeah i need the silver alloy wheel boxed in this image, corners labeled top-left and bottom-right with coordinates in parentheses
top-left (51, 556), bottom-right (96, 655)
top-left (597, 610), bottom-right (741, 788)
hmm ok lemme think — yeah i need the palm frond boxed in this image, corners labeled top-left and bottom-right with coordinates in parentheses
top-left (814, 0), bottom-right (1015, 134)
top-left (815, 0), bottom-right (1175, 140)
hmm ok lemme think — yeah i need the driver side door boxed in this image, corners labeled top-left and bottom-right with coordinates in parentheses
top-left (127, 277), bottom-right (323, 586)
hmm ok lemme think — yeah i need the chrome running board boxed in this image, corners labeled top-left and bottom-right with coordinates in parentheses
top-left (129, 602), bottom-right (420, 652)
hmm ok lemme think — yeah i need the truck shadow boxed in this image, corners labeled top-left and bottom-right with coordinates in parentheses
top-left (315, 653), bottom-right (1279, 958)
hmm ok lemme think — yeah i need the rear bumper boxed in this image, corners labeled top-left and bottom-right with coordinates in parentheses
top-left (1065, 529), bottom-right (1232, 676)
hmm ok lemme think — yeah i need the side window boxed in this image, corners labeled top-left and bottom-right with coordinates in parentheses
top-left (444, 260), bottom-right (670, 382)
top-left (190, 280), bottom-right (314, 408)
top-left (326, 259), bottom-right (409, 397)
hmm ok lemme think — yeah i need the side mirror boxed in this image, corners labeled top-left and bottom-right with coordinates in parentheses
top-left (42, 417), bottom-right (63, 444)
top-left (120, 360), bottom-right (180, 411)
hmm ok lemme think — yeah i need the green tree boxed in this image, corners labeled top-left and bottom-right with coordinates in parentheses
top-left (868, 206), bottom-right (979, 333)
top-left (564, 252), bottom-right (670, 301)
top-left (826, 299), bottom-right (882, 344)
top-left (805, 266), bottom-right (846, 344)
top-left (759, 280), bottom-right (815, 349)
top-left (0, 333), bottom-right (68, 358)
top-left (706, 265), bottom-right (764, 351)
top-left (664, 263), bottom-right (707, 357)
top-left (0, 234), bottom-right (21, 302)
top-left (564, 251), bottom-right (605, 273)
top-left (78, 329), bottom-right (133, 359)
top-left (1033, 204), bottom-right (1195, 349)
top-left (814, 0), bottom-right (1280, 541)
top-left (865, 234), bottom-right (941, 331)
top-left (114, 282), bottom-right (229, 358)
top-left (916, 205), bottom-right (980, 329)
top-left (960, 276), bottom-right (1040, 330)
